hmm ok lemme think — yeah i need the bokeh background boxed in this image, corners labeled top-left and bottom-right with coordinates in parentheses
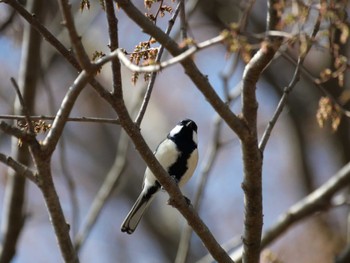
top-left (0, 0), bottom-right (349, 262)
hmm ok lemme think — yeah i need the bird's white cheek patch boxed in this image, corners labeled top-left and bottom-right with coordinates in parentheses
top-left (169, 125), bottom-right (183, 137)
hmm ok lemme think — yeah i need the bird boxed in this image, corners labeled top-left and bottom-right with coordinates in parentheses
top-left (121, 119), bottom-right (198, 234)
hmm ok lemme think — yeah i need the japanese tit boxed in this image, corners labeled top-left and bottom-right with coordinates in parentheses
top-left (121, 119), bottom-right (198, 234)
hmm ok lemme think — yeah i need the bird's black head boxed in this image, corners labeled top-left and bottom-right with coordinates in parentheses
top-left (168, 119), bottom-right (197, 144)
top-left (179, 119), bottom-right (197, 133)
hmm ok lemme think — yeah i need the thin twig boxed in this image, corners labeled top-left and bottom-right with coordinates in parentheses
top-left (10, 77), bottom-right (34, 133)
top-left (258, 56), bottom-right (303, 152)
top-left (1, 0), bottom-right (111, 102)
top-left (0, 115), bottom-right (120, 124)
top-left (0, 1), bottom-right (43, 262)
top-left (0, 153), bottom-right (37, 184)
top-left (115, 0), bottom-right (247, 140)
top-left (239, 0), bottom-right (256, 32)
top-left (57, 0), bottom-right (91, 69)
top-left (179, 0), bottom-right (187, 40)
top-left (114, 34), bottom-right (225, 73)
top-left (42, 70), bottom-right (93, 154)
top-left (259, 10), bottom-right (322, 152)
top-left (282, 51), bottom-right (350, 118)
top-left (105, 0), bottom-right (122, 98)
top-left (134, 0), bottom-right (182, 127)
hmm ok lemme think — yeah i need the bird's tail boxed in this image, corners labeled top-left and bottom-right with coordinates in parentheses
top-left (121, 192), bottom-right (155, 234)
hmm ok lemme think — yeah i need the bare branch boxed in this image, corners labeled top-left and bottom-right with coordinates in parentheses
top-left (115, 0), bottom-right (247, 140)
top-left (179, 0), bottom-right (187, 40)
top-left (73, 0), bottom-right (124, 250)
top-left (259, 11), bottom-right (322, 152)
top-left (57, 0), bottom-right (91, 69)
top-left (115, 34), bottom-right (225, 73)
top-left (105, 0), bottom-right (123, 98)
top-left (1, 0), bottom-right (111, 102)
top-left (2, 0), bottom-right (81, 71)
top-left (258, 56), bottom-right (304, 152)
top-left (0, 1), bottom-right (44, 262)
top-left (232, 161), bottom-right (350, 262)
top-left (239, 0), bottom-right (283, 260)
top-left (0, 115), bottom-right (120, 125)
top-left (0, 121), bottom-right (35, 142)
top-left (281, 48), bottom-right (350, 119)
top-left (10, 77), bottom-right (35, 133)
top-left (42, 70), bottom-right (94, 154)
top-left (134, 0), bottom-right (182, 127)
top-left (0, 153), bottom-right (37, 184)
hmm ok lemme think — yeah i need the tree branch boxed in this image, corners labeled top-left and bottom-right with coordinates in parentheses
top-left (232, 161), bottom-right (350, 262)
top-left (0, 121), bottom-right (36, 143)
top-left (239, 0), bottom-right (283, 261)
top-left (42, 70), bottom-right (94, 154)
top-left (134, 0), bottom-right (182, 126)
top-left (259, 10), bottom-right (322, 152)
top-left (116, 34), bottom-right (225, 73)
top-left (0, 153), bottom-right (37, 184)
top-left (0, 0), bottom-right (43, 261)
top-left (57, 0), bottom-right (91, 69)
top-left (10, 77), bottom-right (35, 133)
top-left (105, 0), bottom-right (123, 98)
top-left (0, 115), bottom-right (120, 125)
top-left (115, 0), bottom-right (247, 140)
top-left (1, 0), bottom-right (112, 102)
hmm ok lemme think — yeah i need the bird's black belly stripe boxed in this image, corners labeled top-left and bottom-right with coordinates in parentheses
top-left (167, 139), bottom-right (196, 182)
top-left (144, 182), bottom-right (160, 199)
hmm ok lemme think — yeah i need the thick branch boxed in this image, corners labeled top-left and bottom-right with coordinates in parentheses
top-left (239, 0), bottom-right (283, 261)
top-left (34, 159), bottom-right (79, 263)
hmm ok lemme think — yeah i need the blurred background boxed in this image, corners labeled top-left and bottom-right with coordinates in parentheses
top-left (0, 0), bottom-right (349, 262)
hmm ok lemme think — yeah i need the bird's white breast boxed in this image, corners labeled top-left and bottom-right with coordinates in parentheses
top-left (178, 148), bottom-right (198, 187)
top-left (143, 139), bottom-right (179, 187)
